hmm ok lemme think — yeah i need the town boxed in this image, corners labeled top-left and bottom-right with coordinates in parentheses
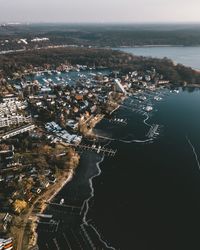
top-left (0, 60), bottom-right (169, 249)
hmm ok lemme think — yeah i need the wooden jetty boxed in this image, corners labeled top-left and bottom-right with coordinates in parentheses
top-left (147, 124), bottom-right (160, 138)
top-left (76, 144), bottom-right (117, 157)
top-left (59, 141), bottom-right (117, 157)
top-left (36, 214), bottom-right (53, 219)
top-left (108, 117), bottom-right (127, 125)
top-left (46, 202), bottom-right (81, 210)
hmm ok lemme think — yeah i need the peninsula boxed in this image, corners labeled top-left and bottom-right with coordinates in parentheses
top-left (0, 45), bottom-right (200, 249)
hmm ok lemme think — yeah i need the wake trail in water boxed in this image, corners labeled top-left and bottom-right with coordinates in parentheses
top-left (186, 136), bottom-right (200, 170)
top-left (143, 113), bottom-right (152, 127)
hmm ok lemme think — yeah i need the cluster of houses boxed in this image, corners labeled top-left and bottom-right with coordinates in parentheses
top-left (0, 140), bottom-right (57, 214)
top-left (0, 95), bottom-right (30, 129)
top-left (0, 63), bottom-right (169, 242)
top-left (45, 122), bottom-right (82, 145)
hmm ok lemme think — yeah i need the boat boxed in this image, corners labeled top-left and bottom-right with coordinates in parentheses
top-left (60, 198), bottom-right (64, 205)
top-left (97, 146), bottom-right (101, 154)
top-left (42, 78), bottom-right (49, 84)
top-left (174, 89), bottom-right (179, 93)
top-left (143, 106), bottom-right (153, 112)
top-left (2, 238), bottom-right (12, 244)
top-left (138, 96), bottom-right (147, 101)
top-left (154, 96), bottom-right (162, 101)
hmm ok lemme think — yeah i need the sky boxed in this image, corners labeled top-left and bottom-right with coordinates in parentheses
top-left (0, 0), bottom-right (200, 23)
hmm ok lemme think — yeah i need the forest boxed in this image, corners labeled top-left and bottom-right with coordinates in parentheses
top-left (0, 47), bottom-right (200, 84)
top-left (2, 23), bottom-right (200, 49)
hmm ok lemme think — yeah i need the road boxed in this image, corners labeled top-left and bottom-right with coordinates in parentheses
top-left (16, 172), bottom-right (73, 250)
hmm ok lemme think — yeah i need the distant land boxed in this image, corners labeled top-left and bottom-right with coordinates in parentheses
top-left (1, 24), bottom-right (200, 85)
top-left (1, 23), bottom-right (200, 49)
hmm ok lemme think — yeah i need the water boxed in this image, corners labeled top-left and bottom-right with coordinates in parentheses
top-left (92, 88), bottom-right (200, 250)
top-left (117, 46), bottom-right (200, 69)
top-left (13, 68), bottom-right (109, 87)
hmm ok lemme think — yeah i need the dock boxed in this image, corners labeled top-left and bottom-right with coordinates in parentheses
top-left (36, 214), bottom-right (53, 219)
top-left (38, 220), bottom-right (60, 233)
top-left (61, 141), bottom-right (117, 157)
top-left (76, 144), bottom-right (117, 157)
top-left (147, 124), bottom-right (160, 138)
top-left (107, 117), bottom-right (127, 125)
top-left (46, 202), bottom-right (81, 210)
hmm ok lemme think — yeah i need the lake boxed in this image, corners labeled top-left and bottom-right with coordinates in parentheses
top-left (117, 46), bottom-right (200, 69)
top-left (92, 87), bottom-right (200, 250)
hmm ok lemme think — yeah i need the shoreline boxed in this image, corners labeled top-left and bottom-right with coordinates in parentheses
top-left (18, 151), bottom-right (79, 250)
top-left (28, 170), bottom-right (74, 249)
top-left (117, 44), bottom-right (185, 48)
top-left (29, 113), bottom-right (109, 249)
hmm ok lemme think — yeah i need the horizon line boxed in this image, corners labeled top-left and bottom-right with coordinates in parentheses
top-left (1, 21), bottom-right (200, 25)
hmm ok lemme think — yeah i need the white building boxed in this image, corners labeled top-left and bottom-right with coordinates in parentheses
top-left (114, 79), bottom-right (127, 95)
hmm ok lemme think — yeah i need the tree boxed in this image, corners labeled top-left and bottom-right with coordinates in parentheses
top-left (13, 199), bottom-right (27, 214)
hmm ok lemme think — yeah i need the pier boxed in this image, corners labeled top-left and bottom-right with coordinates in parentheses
top-left (38, 220), bottom-right (60, 233)
top-left (147, 124), bottom-right (160, 138)
top-left (36, 214), bottom-right (53, 219)
top-left (107, 117), bottom-right (127, 125)
top-left (46, 202), bottom-right (81, 210)
top-left (60, 141), bottom-right (117, 157)
top-left (77, 144), bottom-right (117, 156)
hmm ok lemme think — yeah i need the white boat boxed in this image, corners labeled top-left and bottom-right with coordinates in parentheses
top-left (174, 90), bottom-right (179, 93)
top-left (60, 198), bottom-right (64, 205)
top-left (42, 78), bottom-right (49, 84)
top-left (97, 146), bottom-right (101, 154)
top-left (144, 106), bottom-right (153, 112)
top-left (2, 238), bottom-right (12, 244)
top-left (154, 96), bottom-right (162, 101)
top-left (139, 96), bottom-right (147, 101)
top-left (55, 77), bottom-right (60, 81)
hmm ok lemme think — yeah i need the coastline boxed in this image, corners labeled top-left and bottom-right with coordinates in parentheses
top-left (117, 44), bottom-right (185, 48)
top-left (18, 152), bottom-right (79, 250)
top-left (28, 170), bottom-right (74, 249)
top-left (30, 113), bottom-right (109, 249)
